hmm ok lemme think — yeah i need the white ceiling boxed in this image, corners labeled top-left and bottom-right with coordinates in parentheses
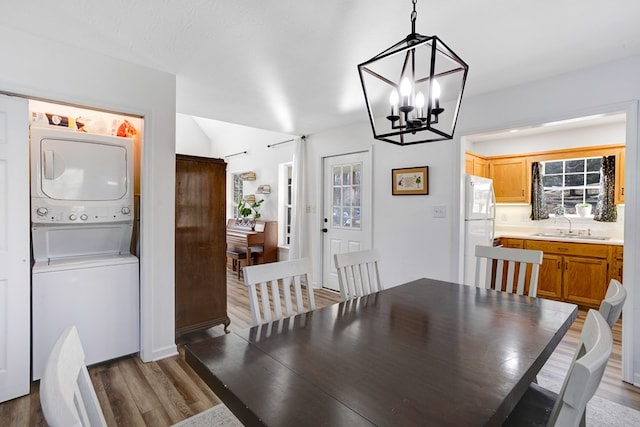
top-left (2, 0), bottom-right (640, 139)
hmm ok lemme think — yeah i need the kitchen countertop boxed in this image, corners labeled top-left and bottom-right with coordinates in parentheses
top-left (496, 230), bottom-right (623, 246)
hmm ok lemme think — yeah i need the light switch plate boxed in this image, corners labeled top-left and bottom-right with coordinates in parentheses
top-left (433, 205), bottom-right (446, 218)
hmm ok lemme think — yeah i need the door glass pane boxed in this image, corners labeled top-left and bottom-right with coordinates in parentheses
top-left (332, 207), bottom-right (341, 226)
top-left (342, 207), bottom-right (351, 227)
top-left (343, 187), bottom-right (352, 206)
top-left (333, 166), bottom-right (342, 185)
top-left (333, 187), bottom-right (342, 205)
top-left (352, 164), bottom-right (361, 185)
top-left (353, 208), bottom-right (361, 227)
top-left (352, 186), bottom-right (361, 206)
top-left (330, 161), bottom-right (363, 230)
top-left (343, 166), bottom-right (352, 185)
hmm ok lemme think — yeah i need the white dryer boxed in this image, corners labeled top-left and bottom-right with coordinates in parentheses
top-left (30, 126), bottom-right (140, 380)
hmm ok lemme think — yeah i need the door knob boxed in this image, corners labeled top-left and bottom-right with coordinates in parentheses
top-left (322, 228), bottom-right (328, 233)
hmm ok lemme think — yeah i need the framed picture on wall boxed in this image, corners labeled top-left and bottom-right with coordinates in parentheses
top-left (392, 166), bottom-right (429, 195)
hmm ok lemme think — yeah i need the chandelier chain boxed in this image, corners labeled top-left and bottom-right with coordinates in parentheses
top-left (411, 0), bottom-right (417, 34)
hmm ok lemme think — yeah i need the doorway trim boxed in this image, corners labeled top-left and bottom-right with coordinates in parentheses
top-left (456, 100), bottom-right (638, 385)
top-left (317, 148), bottom-right (373, 289)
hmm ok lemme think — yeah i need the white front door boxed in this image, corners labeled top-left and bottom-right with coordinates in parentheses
top-left (0, 94), bottom-right (30, 402)
top-left (322, 151), bottom-right (371, 291)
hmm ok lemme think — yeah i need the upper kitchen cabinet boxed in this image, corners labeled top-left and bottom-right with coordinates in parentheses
top-left (615, 148), bottom-right (625, 204)
top-left (465, 152), bottom-right (489, 178)
top-left (489, 156), bottom-right (529, 203)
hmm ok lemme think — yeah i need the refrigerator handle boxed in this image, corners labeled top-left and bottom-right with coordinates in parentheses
top-left (490, 184), bottom-right (497, 243)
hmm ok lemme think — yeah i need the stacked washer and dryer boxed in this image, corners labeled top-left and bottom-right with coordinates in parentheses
top-left (30, 126), bottom-right (140, 380)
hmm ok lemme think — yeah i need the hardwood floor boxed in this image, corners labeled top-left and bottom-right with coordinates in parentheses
top-left (1, 270), bottom-right (639, 426)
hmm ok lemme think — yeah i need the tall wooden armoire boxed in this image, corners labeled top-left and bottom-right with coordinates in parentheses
top-left (175, 155), bottom-right (230, 336)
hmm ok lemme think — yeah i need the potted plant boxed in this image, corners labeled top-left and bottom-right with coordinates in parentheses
top-left (575, 203), bottom-right (592, 217)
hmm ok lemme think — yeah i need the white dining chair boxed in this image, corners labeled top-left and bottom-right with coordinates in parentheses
top-left (474, 245), bottom-right (543, 297)
top-left (504, 309), bottom-right (613, 426)
top-left (40, 325), bottom-right (107, 427)
top-left (333, 249), bottom-right (383, 301)
top-left (599, 278), bottom-right (627, 328)
top-left (242, 257), bottom-right (316, 326)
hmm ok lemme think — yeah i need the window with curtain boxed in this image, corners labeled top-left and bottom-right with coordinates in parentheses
top-left (232, 173), bottom-right (244, 218)
top-left (541, 157), bottom-right (602, 214)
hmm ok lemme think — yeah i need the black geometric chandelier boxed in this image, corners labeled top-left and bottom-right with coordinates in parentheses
top-left (358, 0), bottom-right (469, 145)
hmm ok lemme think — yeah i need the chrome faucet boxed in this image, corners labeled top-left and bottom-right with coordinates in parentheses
top-left (554, 207), bottom-right (572, 234)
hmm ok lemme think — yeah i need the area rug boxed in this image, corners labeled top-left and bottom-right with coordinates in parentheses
top-left (172, 404), bottom-right (242, 427)
top-left (538, 377), bottom-right (640, 427)
top-left (176, 384), bottom-right (640, 427)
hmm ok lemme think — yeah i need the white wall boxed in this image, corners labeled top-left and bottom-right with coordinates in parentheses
top-left (470, 121), bottom-right (626, 157)
top-left (176, 113), bottom-right (213, 156)
top-left (0, 25), bottom-right (178, 362)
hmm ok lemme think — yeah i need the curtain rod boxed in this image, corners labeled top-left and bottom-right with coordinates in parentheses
top-left (224, 150), bottom-right (247, 159)
top-left (267, 135), bottom-right (306, 148)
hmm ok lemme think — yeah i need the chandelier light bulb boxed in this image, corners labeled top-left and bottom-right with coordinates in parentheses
top-left (400, 77), bottom-right (412, 97)
top-left (389, 90), bottom-right (399, 116)
top-left (431, 79), bottom-right (441, 104)
top-left (415, 91), bottom-right (425, 118)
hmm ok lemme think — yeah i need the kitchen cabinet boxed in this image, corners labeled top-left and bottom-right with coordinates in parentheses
top-left (465, 152), bottom-right (489, 177)
top-left (489, 157), bottom-right (529, 203)
top-left (615, 148), bottom-right (625, 204)
top-left (175, 155), bottom-right (230, 336)
top-left (612, 246), bottom-right (624, 283)
top-left (524, 240), bottom-right (611, 308)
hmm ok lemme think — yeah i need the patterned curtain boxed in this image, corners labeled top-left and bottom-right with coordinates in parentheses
top-left (530, 162), bottom-right (549, 220)
top-left (594, 155), bottom-right (617, 222)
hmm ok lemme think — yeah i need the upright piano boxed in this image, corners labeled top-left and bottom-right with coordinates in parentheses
top-left (226, 219), bottom-right (278, 264)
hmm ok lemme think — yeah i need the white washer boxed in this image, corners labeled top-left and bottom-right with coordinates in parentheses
top-left (32, 253), bottom-right (139, 380)
top-left (29, 126), bottom-right (139, 380)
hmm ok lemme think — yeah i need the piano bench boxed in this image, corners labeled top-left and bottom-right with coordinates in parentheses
top-left (226, 249), bottom-right (258, 279)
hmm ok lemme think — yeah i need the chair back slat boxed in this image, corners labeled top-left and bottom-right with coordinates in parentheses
top-left (40, 325), bottom-right (107, 427)
top-left (599, 278), bottom-right (626, 328)
top-left (549, 310), bottom-right (613, 425)
top-left (243, 258), bottom-right (316, 326)
top-left (474, 245), bottom-right (543, 297)
top-left (334, 249), bottom-right (383, 301)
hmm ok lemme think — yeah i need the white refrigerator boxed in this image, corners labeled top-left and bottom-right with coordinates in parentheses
top-left (463, 174), bottom-right (496, 286)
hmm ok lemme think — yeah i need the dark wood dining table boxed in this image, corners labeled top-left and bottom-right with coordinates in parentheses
top-left (185, 278), bottom-right (578, 426)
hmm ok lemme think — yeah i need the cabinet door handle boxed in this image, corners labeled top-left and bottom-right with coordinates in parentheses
top-left (557, 247), bottom-right (568, 252)
top-left (557, 261), bottom-right (561, 269)
top-left (622, 187), bottom-right (624, 196)
top-left (565, 262), bottom-right (568, 270)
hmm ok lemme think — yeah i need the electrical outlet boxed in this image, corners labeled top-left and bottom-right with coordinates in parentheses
top-left (433, 205), bottom-right (446, 218)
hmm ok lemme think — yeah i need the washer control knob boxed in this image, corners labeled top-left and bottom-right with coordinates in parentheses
top-left (121, 206), bottom-right (131, 215)
top-left (69, 214), bottom-right (77, 221)
top-left (36, 207), bottom-right (48, 216)
top-left (80, 214), bottom-right (89, 221)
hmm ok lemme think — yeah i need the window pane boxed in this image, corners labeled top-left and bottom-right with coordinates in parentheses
top-left (564, 189), bottom-right (584, 213)
top-left (352, 186), bottom-right (361, 206)
top-left (352, 164), bottom-right (362, 185)
top-left (333, 187), bottom-right (342, 206)
top-left (586, 172), bottom-right (600, 185)
top-left (343, 186), bottom-right (352, 206)
top-left (544, 161), bottom-right (563, 174)
top-left (353, 208), bottom-right (361, 228)
top-left (343, 166), bottom-right (352, 185)
top-left (333, 166), bottom-right (342, 185)
top-left (342, 208), bottom-right (351, 227)
top-left (565, 160), bottom-right (584, 173)
top-left (565, 174), bottom-right (584, 186)
top-left (542, 175), bottom-right (563, 187)
top-left (332, 207), bottom-right (341, 226)
top-left (586, 158), bottom-right (602, 172)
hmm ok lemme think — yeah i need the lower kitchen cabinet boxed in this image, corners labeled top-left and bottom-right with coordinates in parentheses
top-left (524, 239), bottom-right (617, 309)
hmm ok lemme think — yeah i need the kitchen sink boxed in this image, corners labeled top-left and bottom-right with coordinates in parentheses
top-left (529, 232), bottom-right (610, 241)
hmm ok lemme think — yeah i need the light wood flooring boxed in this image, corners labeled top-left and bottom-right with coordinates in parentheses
top-left (1, 270), bottom-right (639, 426)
